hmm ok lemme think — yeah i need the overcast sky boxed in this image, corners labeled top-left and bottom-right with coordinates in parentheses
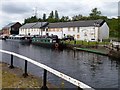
top-left (0, 0), bottom-right (119, 29)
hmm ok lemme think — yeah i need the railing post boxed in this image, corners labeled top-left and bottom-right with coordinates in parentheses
top-left (78, 87), bottom-right (83, 90)
top-left (9, 54), bottom-right (14, 69)
top-left (23, 60), bottom-right (28, 77)
top-left (41, 69), bottom-right (48, 90)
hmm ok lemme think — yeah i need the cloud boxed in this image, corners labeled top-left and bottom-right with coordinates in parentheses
top-left (2, 2), bottom-right (32, 15)
top-left (119, 1), bottom-right (120, 16)
top-left (0, 0), bottom-right (119, 29)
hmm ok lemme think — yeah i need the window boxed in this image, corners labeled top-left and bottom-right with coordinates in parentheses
top-left (73, 27), bottom-right (75, 31)
top-left (12, 28), bottom-right (14, 30)
top-left (48, 29), bottom-right (51, 31)
top-left (77, 27), bottom-right (80, 33)
top-left (48, 40), bottom-right (50, 42)
top-left (51, 29), bottom-right (53, 31)
top-left (57, 28), bottom-right (59, 32)
top-left (43, 29), bottom-right (45, 31)
top-left (91, 33), bottom-right (94, 35)
top-left (53, 28), bottom-right (55, 31)
top-left (68, 27), bottom-right (70, 31)
top-left (60, 28), bottom-right (62, 31)
top-left (77, 35), bottom-right (80, 39)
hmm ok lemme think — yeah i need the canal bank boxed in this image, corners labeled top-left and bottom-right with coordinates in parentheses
top-left (1, 62), bottom-right (57, 89)
top-left (65, 43), bottom-right (120, 59)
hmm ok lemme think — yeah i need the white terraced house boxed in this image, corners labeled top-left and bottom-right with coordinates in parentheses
top-left (19, 19), bottom-right (109, 41)
top-left (19, 22), bottom-right (48, 36)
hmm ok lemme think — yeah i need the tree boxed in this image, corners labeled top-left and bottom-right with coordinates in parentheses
top-left (24, 16), bottom-right (38, 24)
top-left (43, 13), bottom-right (46, 21)
top-left (118, 17), bottom-right (120, 40)
top-left (48, 11), bottom-right (54, 19)
top-left (60, 16), bottom-right (70, 22)
top-left (72, 14), bottom-right (83, 21)
top-left (55, 10), bottom-right (59, 20)
top-left (89, 8), bottom-right (101, 19)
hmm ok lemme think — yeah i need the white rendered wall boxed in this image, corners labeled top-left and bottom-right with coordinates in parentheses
top-left (99, 22), bottom-right (109, 40)
top-left (19, 28), bottom-right (41, 35)
top-left (62, 27), bottom-right (80, 40)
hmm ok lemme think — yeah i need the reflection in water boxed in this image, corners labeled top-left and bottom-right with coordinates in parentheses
top-left (1, 40), bottom-right (120, 89)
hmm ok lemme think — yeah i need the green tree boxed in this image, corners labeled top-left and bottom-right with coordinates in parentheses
top-left (48, 11), bottom-right (54, 19)
top-left (118, 16), bottom-right (120, 40)
top-left (89, 8), bottom-right (101, 19)
top-left (106, 18), bottom-right (118, 37)
top-left (55, 10), bottom-right (59, 19)
top-left (24, 16), bottom-right (38, 24)
top-left (43, 13), bottom-right (46, 21)
top-left (60, 16), bottom-right (70, 22)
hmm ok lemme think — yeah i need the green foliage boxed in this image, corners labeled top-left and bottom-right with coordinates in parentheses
top-left (23, 8), bottom-right (118, 38)
top-left (55, 10), bottom-right (59, 20)
top-left (106, 18), bottom-right (118, 37)
top-left (63, 40), bottom-right (110, 46)
top-left (118, 17), bottom-right (120, 40)
top-left (60, 16), bottom-right (71, 22)
top-left (43, 13), bottom-right (46, 21)
top-left (48, 11), bottom-right (54, 19)
top-left (24, 16), bottom-right (38, 24)
top-left (89, 8), bottom-right (101, 19)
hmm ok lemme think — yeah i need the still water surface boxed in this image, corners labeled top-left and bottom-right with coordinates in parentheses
top-left (1, 40), bottom-right (120, 89)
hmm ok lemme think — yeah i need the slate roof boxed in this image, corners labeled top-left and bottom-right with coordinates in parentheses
top-left (20, 22), bottom-right (48, 29)
top-left (2, 22), bottom-right (18, 29)
top-left (48, 19), bottom-right (105, 28)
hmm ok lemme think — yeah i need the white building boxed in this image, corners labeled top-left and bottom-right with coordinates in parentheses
top-left (19, 22), bottom-right (48, 36)
top-left (19, 19), bottom-right (109, 41)
top-left (47, 19), bottom-right (109, 41)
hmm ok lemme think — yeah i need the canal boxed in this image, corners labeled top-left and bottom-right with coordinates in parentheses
top-left (1, 40), bottom-right (120, 89)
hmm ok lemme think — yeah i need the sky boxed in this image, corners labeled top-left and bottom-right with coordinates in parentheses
top-left (0, 0), bottom-right (119, 29)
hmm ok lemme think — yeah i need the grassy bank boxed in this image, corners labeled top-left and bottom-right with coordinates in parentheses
top-left (62, 40), bottom-right (110, 47)
top-left (1, 62), bottom-right (57, 89)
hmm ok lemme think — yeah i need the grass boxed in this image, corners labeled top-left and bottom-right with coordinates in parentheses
top-left (62, 40), bottom-right (110, 46)
top-left (1, 62), bottom-right (57, 88)
top-left (2, 70), bottom-right (41, 88)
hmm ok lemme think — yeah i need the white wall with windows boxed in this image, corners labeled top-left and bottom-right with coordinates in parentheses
top-left (19, 28), bottom-right (42, 35)
top-left (62, 27), bottom-right (81, 40)
top-left (79, 27), bottom-right (99, 41)
top-left (19, 22), bottom-right (109, 41)
top-left (47, 28), bottom-right (63, 38)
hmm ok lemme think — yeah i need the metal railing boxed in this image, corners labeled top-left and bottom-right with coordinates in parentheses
top-left (0, 49), bottom-right (94, 90)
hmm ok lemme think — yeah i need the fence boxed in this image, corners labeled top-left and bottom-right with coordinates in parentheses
top-left (0, 49), bottom-right (94, 90)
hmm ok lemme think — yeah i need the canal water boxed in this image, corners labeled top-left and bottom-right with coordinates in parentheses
top-left (1, 40), bottom-right (120, 89)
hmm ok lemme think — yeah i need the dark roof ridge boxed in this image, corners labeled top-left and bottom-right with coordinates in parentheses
top-left (2, 22), bottom-right (20, 29)
top-left (49, 19), bottom-right (104, 24)
top-left (48, 19), bottom-right (105, 28)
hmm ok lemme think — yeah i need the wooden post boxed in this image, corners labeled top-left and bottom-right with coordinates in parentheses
top-left (116, 45), bottom-right (119, 51)
top-left (23, 60), bottom-right (28, 77)
top-left (41, 69), bottom-right (48, 90)
top-left (74, 40), bottom-right (76, 45)
top-left (9, 54), bottom-right (14, 69)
